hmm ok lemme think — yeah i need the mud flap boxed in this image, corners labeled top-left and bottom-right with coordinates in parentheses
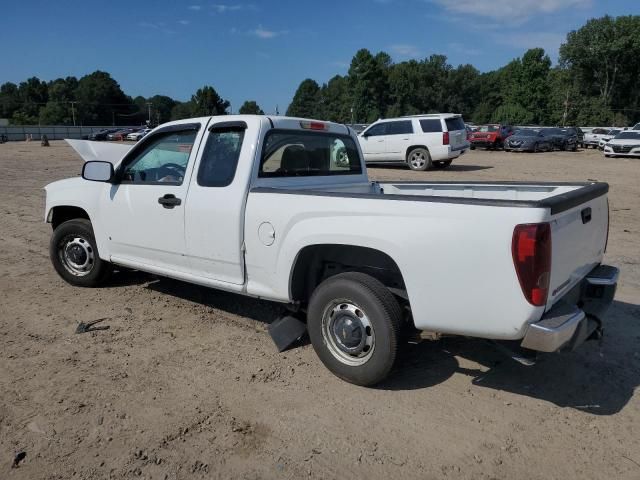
top-left (268, 315), bottom-right (307, 352)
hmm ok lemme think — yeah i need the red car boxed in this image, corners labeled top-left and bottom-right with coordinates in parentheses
top-left (469, 124), bottom-right (514, 150)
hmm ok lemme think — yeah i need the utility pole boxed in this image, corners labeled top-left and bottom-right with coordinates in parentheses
top-left (146, 102), bottom-right (152, 125)
top-left (69, 101), bottom-right (77, 126)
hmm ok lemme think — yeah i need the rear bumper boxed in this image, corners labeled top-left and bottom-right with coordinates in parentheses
top-left (521, 265), bottom-right (619, 352)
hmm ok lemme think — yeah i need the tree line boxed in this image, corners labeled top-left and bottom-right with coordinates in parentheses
top-left (1, 15), bottom-right (638, 127)
top-left (0, 71), bottom-right (264, 126)
top-left (287, 15), bottom-right (640, 126)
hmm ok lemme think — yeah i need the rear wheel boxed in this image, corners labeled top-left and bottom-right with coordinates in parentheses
top-left (307, 272), bottom-right (402, 386)
top-left (407, 148), bottom-right (432, 171)
top-left (50, 219), bottom-right (112, 287)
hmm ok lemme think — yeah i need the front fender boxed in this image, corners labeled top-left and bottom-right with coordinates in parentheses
top-left (44, 177), bottom-right (111, 260)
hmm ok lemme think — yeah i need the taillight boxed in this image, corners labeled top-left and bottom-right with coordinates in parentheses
top-left (512, 223), bottom-right (552, 307)
top-left (443, 131), bottom-right (450, 145)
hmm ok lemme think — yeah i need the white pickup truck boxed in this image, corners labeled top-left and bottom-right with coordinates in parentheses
top-left (45, 115), bottom-right (619, 386)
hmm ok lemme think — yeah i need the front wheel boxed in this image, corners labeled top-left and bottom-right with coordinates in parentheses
top-left (307, 272), bottom-right (402, 386)
top-left (50, 219), bottom-right (113, 287)
top-left (407, 148), bottom-right (432, 171)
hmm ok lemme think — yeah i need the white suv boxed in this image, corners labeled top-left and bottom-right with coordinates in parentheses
top-left (357, 114), bottom-right (469, 170)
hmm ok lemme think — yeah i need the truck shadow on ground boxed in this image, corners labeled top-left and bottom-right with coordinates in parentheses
top-left (107, 272), bottom-right (638, 415)
top-left (381, 300), bottom-right (640, 416)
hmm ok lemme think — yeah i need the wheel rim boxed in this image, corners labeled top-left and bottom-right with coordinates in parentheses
top-left (321, 301), bottom-right (375, 366)
top-left (409, 151), bottom-right (426, 169)
top-left (58, 235), bottom-right (95, 277)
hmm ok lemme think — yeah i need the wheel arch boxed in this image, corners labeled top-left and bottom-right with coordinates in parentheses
top-left (405, 145), bottom-right (429, 161)
top-left (48, 205), bottom-right (91, 230)
top-left (288, 244), bottom-right (407, 304)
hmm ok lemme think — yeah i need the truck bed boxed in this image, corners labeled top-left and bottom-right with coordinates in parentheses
top-left (256, 180), bottom-right (608, 214)
top-left (248, 180), bottom-right (609, 336)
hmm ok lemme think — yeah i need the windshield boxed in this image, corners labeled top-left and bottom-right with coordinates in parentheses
top-left (477, 125), bottom-right (498, 132)
top-left (259, 130), bottom-right (362, 178)
top-left (615, 132), bottom-right (640, 140)
top-left (513, 129), bottom-right (539, 137)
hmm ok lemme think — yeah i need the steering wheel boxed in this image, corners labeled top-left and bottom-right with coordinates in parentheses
top-left (156, 163), bottom-right (186, 182)
top-left (159, 163), bottom-right (185, 174)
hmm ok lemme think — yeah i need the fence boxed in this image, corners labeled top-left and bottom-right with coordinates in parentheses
top-left (0, 125), bottom-right (139, 142)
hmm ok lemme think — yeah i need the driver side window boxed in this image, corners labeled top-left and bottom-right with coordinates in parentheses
top-left (121, 130), bottom-right (197, 185)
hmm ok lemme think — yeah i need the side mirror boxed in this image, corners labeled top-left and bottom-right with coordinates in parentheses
top-left (361, 131), bottom-right (370, 138)
top-left (82, 160), bottom-right (114, 183)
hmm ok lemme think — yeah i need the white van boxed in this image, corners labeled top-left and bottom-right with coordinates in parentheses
top-left (357, 114), bottom-right (469, 170)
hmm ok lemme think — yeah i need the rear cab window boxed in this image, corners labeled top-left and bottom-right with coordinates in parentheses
top-left (444, 117), bottom-right (466, 132)
top-left (259, 130), bottom-right (362, 178)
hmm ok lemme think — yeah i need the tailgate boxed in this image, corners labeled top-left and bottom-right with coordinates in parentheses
top-left (444, 116), bottom-right (467, 149)
top-left (547, 193), bottom-right (608, 309)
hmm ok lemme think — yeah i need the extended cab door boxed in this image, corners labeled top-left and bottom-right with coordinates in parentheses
top-left (101, 122), bottom-right (204, 271)
top-left (358, 122), bottom-right (388, 162)
top-left (183, 119), bottom-right (256, 284)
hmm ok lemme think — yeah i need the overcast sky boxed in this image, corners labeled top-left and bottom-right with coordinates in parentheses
top-left (1, 0), bottom-right (638, 113)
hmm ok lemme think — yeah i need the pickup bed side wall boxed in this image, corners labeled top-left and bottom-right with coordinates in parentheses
top-left (244, 191), bottom-right (549, 340)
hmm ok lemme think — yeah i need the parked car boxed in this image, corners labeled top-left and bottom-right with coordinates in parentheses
top-left (541, 127), bottom-right (578, 151)
top-left (503, 129), bottom-right (553, 152)
top-left (469, 124), bottom-right (514, 150)
top-left (107, 128), bottom-right (136, 141)
top-left (47, 115), bottom-right (617, 386)
top-left (358, 114), bottom-right (469, 171)
top-left (89, 128), bottom-right (119, 141)
top-left (598, 129), bottom-right (622, 150)
top-left (583, 128), bottom-right (610, 148)
top-left (126, 128), bottom-right (152, 141)
top-left (564, 127), bottom-right (584, 148)
top-left (603, 131), bottom-right (640, 157)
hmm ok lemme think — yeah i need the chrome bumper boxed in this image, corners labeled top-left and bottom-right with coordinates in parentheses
top-left (521, 265), bottom-right (619, 353)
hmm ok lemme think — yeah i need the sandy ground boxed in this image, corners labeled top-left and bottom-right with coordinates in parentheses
top-left (0, 141), bottom-right (639, 480)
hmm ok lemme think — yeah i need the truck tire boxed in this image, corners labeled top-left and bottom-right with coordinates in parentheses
top-left (307, 272), bottom-right (402, 386)
top-left (50, 218), bottom-right (113, 287)
top-left (407, 148), bottom-right (432, 171)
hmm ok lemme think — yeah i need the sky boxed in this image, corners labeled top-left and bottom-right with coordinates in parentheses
top-left (1, 0), bottom-right (638, 113)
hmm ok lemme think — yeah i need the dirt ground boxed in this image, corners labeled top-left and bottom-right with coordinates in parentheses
top-left (1, 141), bottom-right (638, 480)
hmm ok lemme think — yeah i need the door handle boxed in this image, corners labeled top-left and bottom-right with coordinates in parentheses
top-left (158, 194), bottom-right (182, 209)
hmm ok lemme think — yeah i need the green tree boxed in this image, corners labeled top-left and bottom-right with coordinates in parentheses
top-left (239, 100), bottom-right (264, 115)
top-left (11, 77), bottom-right (48, 124)
top-left (75, 71), bottom-right (132, 125)
top-left (348, 49), bottom-right (391, 122)
top-left (0, 82), bottom-right (20, 120)
top-left (286, 79), bottom-right (321, 118)
top-left (560, 15), bottom-right (640, 124)
top-left (319, 75), bottom-right (351, 122)
top-left (170, 102), bottom-right (194, 120)
top-left (147, 95), bottom-right (178, 125)
top-left (190, 86), bottom-right (230, 116)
